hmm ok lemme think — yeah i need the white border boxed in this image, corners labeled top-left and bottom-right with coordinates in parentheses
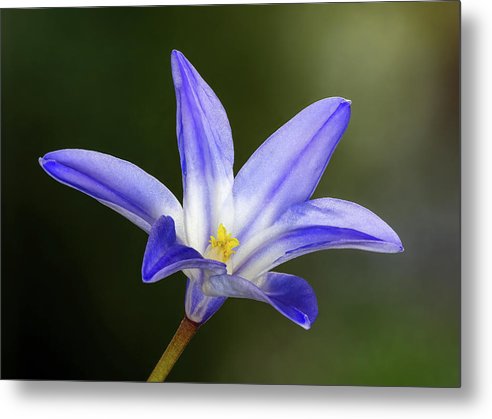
top-left (2, 1), bottom-right (492, 418)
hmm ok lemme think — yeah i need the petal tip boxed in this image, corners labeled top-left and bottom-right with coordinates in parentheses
top-left (298, 313), bottom-right (316, 330)
top-left (170, 50), bottom-right (189, 88)
top-left (171, 49), bottom-right (184, 60)
top-left (301, 322), bottom-right (312, 330)
top-left (141, 268), bottom-right (156, 284)
top-left (382, 236), bottom-right (404, 254)
top-left (38, 155), bottom-right (56, 176)
top-left (339, 97), bottom-right (352, 111)
top-left (390, 242), bottom-right (404, 253)
top-left (389, 232), bottom-right (404, 253)
top-left (38, 153), bottom-right (54, 166)
top-left (294, 307), bottom-right (318, 330)
top-left (141, 259), bottom-right (153, 283)
top-left (171, 49), bottom-right (189, 67)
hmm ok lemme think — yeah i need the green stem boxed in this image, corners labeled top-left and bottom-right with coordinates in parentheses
top-left (147, 316), bottom-right (199, 383)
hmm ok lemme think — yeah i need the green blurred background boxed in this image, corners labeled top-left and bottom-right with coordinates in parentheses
top-left (1, 2), bottom-right (460, 386)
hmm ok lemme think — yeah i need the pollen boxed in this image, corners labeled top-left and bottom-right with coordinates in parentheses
top-left (209, 224), bottom-right (240, 263)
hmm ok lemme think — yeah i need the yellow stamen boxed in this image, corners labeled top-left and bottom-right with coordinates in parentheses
top-left (209, 224), bottom-right (240, 262)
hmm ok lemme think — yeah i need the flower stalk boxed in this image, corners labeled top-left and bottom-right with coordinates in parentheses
top-left (147, 316), bottom-right (199, 382)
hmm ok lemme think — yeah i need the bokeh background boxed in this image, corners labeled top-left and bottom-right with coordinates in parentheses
top-left (1, 2), bottom-right (460, 386)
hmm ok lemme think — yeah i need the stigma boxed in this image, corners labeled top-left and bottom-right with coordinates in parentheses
top-left (209, 224), bottom-right (240, 263)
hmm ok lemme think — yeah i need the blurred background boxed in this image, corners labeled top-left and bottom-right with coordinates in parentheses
top-left (1, 2), bottom-right (459, 386)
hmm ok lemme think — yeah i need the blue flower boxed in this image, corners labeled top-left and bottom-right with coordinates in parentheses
top-left (40, 50), bottom-right (403, 330)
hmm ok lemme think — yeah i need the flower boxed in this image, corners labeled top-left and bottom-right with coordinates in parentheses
top-left (39, 50), bottom-right (403, 330)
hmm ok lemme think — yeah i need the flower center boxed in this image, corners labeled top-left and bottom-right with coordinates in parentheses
top-left (209, 224), bottom-right (240, 263)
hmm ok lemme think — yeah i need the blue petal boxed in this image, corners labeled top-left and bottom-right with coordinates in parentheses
top-left (202, 272), bottom-right (318, 329)
top-left (39, 149), bottom-right (183, 236)
top-left (184, 275), bottom-right (227, 325)
top-left (171, 50), bottom-right (234, 253)
top-left (233, 98), bottom-right (351, 244)
top-left (142, 215), bottom-right (226, 283)
top-left (234, 198), bottom-right (403, 279)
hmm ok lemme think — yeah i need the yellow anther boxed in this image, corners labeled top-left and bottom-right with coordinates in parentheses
top-left (209, 224), bottom-right (240, 262)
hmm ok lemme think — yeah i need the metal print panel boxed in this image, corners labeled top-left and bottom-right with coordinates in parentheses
top-left (1, 1), bottom-right (460, 386)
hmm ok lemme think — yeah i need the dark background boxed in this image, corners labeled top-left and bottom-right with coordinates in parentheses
top-left (1, 2), bottom-right (460, 386)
